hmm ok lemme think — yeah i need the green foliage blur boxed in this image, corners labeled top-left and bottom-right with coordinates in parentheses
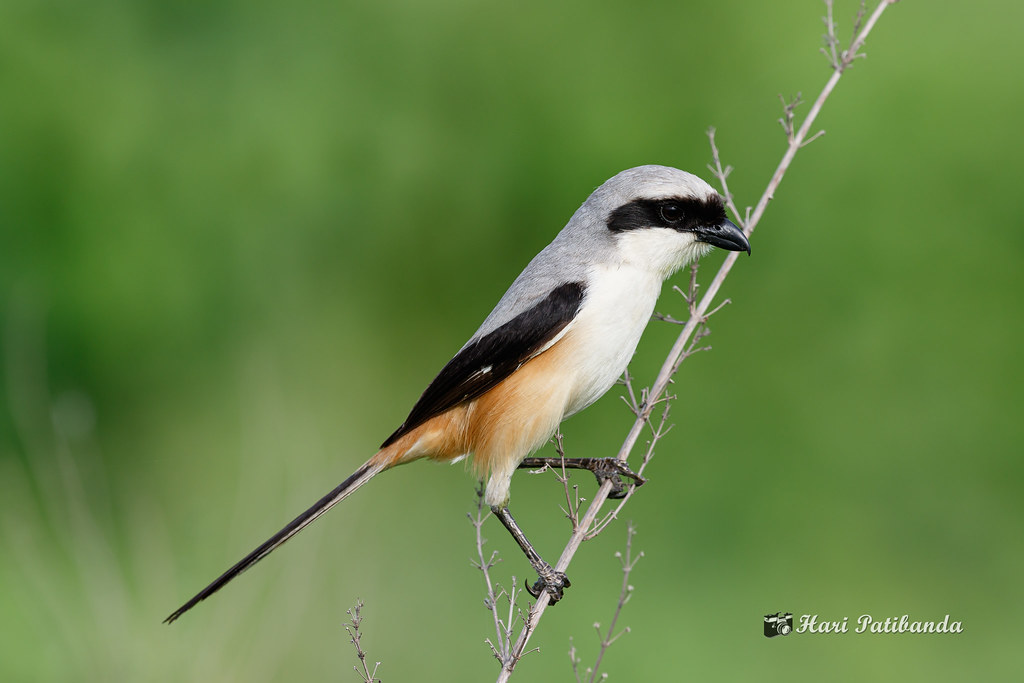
top-left (2, 1), bottom-right (1021, 680)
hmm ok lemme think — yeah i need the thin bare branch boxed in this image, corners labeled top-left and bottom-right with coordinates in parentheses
top-left (566, 524), bottom-right (643, 682)
top-left (587, 523), bottom-right (642, 682)
top-left (777, 93), bottom-right (803, 142)
top-left (493, 3), bottom-right (898, 680)
top-left (706, 128), bottom-right (747, 227)
top-left (471, 489), bottom-right (535, 670)
top-left (344, 601), bottom-right (381, 683)
top-left (801, 129), bottom-right (827, 148)
top-left (822, 1), bottom-right (841, 69)
top-left (553, 432), bottom-right (584, 530)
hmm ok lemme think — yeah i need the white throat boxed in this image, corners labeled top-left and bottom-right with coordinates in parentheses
top-left (614, 227), bottom-right (712, 280)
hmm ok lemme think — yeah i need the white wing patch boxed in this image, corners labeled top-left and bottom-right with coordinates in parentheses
top-left (529, 321), bottom-right (575, 360)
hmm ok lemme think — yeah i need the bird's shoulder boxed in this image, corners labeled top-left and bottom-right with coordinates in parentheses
top-left (381, 280), bottom-right (587, 447)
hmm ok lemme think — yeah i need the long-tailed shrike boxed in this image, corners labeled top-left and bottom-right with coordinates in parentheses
top-left (165, 164), bottom-right (750, 623)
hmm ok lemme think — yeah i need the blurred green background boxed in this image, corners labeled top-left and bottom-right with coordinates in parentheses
top-left (2, 0), bottom-right (1021, 680)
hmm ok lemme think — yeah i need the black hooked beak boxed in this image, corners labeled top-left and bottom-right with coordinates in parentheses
top-left (694, 219), bottom-right (751, 255)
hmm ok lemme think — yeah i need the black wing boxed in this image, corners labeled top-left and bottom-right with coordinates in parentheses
top-left (382, 281), bottom-right (585, 447)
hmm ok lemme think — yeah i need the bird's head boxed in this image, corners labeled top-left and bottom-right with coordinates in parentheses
top-left (576, 165), bottom-right (750, 278)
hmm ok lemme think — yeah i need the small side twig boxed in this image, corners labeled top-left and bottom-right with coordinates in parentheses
top-left (470, 488), bottom-right (536, 669)
top-left (706, 128), bottom-right (749, 226)
top-left (569, 523), bottom-right (643, 682)
top-left (589, 379), bottom-right (672, 541)
top-left (822, 0), bottom-right (870, 70)
top-left (553, 431), bottom-right (584, 531)
top-left (344, 600), bottom-right (381, 683)
top-left (521, 430), bottom-right (584, 531)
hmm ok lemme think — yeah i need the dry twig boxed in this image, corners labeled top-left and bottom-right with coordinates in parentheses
top-left (493, 3), bottom-right (899, 680)
top-left (343, 601), bottom-right (381, 683)
top-left (470, 489), bottom-right (536, 669)
top-left (569, 523), bottom-right (643, 682)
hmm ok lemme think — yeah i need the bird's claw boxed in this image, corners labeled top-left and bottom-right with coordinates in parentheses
top-left (590, 459), bottom-right (646, 499)
top-left (525, 565), bottom-right (571, 603)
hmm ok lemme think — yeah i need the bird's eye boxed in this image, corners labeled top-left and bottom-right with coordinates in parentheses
top-left (659, 203), bottom-right (683, 223)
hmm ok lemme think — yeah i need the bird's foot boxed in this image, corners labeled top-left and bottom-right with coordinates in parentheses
top-left (588, 458), bottom-right (646, 499)
top-left (525, 563), bottom-right (571, 603)
top-left (518, 456), bottom-right (646, 499)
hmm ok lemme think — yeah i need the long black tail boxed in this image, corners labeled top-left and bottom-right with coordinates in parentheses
top-left (164, 459), bottom-right (383, 624)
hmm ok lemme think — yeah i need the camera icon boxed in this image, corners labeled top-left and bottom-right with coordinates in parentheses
top-left (764, 612), bottom-right (793, 638)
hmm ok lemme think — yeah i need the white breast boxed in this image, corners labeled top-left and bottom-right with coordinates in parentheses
top-left (560, 262), bottom-right (664, 417)
top-left (558, 226), bottom-right (706, 417)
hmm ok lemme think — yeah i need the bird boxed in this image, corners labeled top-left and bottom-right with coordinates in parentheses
top-left (164, 164), bottom-right (750, 623)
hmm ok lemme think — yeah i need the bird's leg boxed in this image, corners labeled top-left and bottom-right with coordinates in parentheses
top-left (518, 457), bottom-right (646, 499)
top-left (490, 505), bottom-right (571, 603)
